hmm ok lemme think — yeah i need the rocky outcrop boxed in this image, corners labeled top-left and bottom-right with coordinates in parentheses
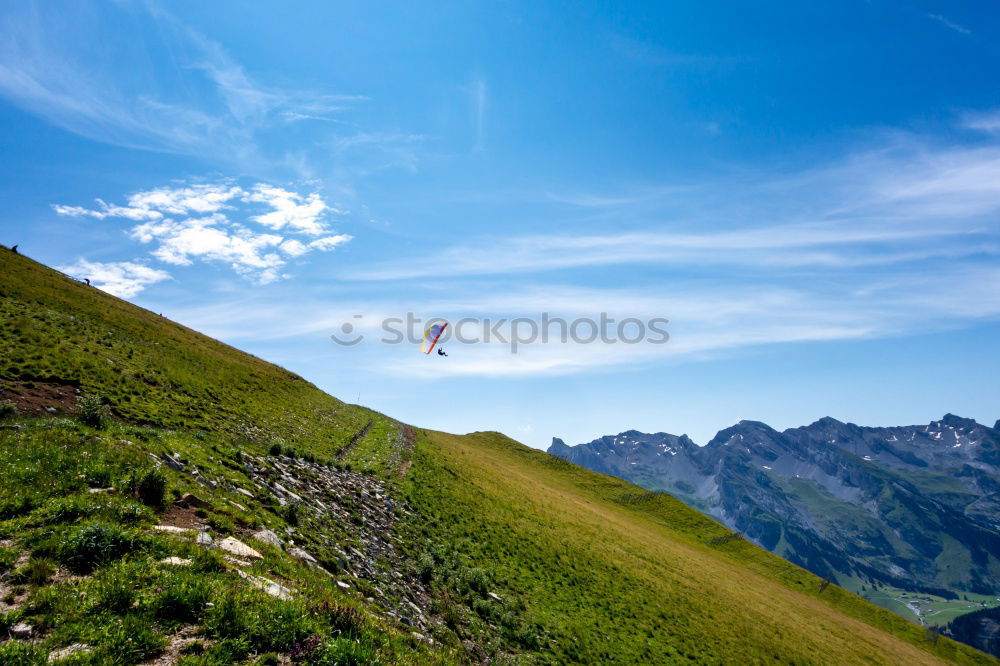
top-left (227, 453), bottom-right (437, 635)
top-left (148, 444), bottom-right (440, 638)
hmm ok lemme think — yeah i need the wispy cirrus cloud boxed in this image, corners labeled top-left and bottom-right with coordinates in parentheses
top-left (927, 13), bottom-right (972, 36)
top-left (54, 182), bottom-right (351, 288)
top-left (963, 111), bottom-right (1000, 134)
top-left (609, 33), bottom-right (744, 69)
top-left (471, 77), bottom-right (487, 152)
top-left (0, 2), bottom-right (392, 177)
top-left (165, 260), bottom-right (1000, 379)
top-left (350, 225), bottom-right (989, 281)
top-left (352, 128), bottom-right (1000, 280)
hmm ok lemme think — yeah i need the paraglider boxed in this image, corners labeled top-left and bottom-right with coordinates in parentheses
top-left (422, 322), bottom-right (448, 356)
top-left (437, 347), bottom-right (448, 357)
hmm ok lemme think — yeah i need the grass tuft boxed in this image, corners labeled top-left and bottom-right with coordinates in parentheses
top-left (77, 393), bottom-right (110, 429)
top-left (59, 521), bottom-right (147, 574)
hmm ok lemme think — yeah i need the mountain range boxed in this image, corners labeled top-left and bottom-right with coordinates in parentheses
top-left (550, 416), bottom-right (1000, 629)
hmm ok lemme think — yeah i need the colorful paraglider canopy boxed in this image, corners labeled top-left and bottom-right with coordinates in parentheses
top-left (422, 322), bottom-right (448, 354)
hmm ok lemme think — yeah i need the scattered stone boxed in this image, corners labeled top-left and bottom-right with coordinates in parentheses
top-left (218, 447), bottom-right (434, 632)
top-left (488, 592), bottom-right (503, 602)
top-left (234, 570), bottom-right (293, 599)
top-left (0, 424), bottom-right (22, 431)
top-left (44, 406), bottom-right (58, 414)
top-left (252, 529), bottom-right (283, 548)
top-left (272, 482), bottom-right (303, 502)
top-left (160, 557), bottom-right (192, 566)
top-left (161, 454), bottom-right (184, 472)
top-left (217, 537), bottom-right (263, 560)
top-left (196, 531), bottom-right (213, 546)
top-left (87, 487), bottom-right (112, 494)
top-left (411, 632), bottom-right (425, 641)
top-left (235, 487), bottom-right (254, 499)
top-left (11, 622), bottom-right (33, 638)
top-left (181, 493), bottom-right (212, 509)
top-left (288, 547), bottom-right (317, 564)
top-left (47, 644), bottom-right (91, 662)
top-left (261, 579), bottom-right (293, 600)
top-left (227, 500), bottom-right (247, 512)
top-left (153, 525), bottom-right (194, 534)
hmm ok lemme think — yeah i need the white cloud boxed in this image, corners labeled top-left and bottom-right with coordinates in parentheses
top-left (279, 239), bottom-right (310, 257)
top-left (57, 260), bottom-right (171, 298)
top-left (244, 184), bottom-right (333, 235)
top-left (53, 180), bottom-right (351, 284)
top-left (310, 235), bottom-right (352, 251)
top-left (127, 184), bottom-right (243, 216)
top-left (52, 201), bottom-right (163, 221)
top-left (139, 218), bottom-right (283, 271)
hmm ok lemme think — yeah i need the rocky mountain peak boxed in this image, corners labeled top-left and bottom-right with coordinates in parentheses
top-left (939, 413), bottom-right (979, 430)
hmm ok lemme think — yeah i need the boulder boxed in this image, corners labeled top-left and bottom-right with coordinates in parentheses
top-left (217, 536), bottom-right (263, 560)
top-left (260, 579), bottom-right (293, 600)
top-left (11, 622), bottom-right (33, 638)
top-left (252, 529), bottom-right (283, 548)
top-left (235, 570), bottom-right (292, 599)
top-left (181, 493), bottom-right (212, 509)
top-left (288, 547), bottom-right (317, 564)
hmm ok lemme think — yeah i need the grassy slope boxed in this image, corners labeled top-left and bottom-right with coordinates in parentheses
top-left (0, 250), bottom-right (392, 459)
top-left (0, 250), bottom-right (993, 664)
top-left (406, 431), bottom-right (991, 664)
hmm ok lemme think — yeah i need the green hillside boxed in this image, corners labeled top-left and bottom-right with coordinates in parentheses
top-left (0, 249), bottom-right (993, 664)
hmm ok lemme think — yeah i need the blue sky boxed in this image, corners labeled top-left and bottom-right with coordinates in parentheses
top-left (2, 1), bottom-right (1000, 447)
